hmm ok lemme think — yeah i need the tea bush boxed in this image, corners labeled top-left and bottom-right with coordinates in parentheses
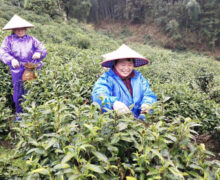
top-left (0, 63), bottom-right (13, 138)
top-left (0, 147), bottom-right (27, 178)
top-left (0, 1), bottom-right (220, 179)
top-left (5, 42), bottom-right (217, 179)
top-left (21, 43), bottom-right (104, 107)
top-left (13, 103), bottom-right (220, 179)
top-left (0, 97), bottom-right (12, 140)
top-left (0, 1), bottom-right (117, 140)
top-left (77, 35), bottom-right (91, 49)
top-left (134, 45), bottom-right (220, 132)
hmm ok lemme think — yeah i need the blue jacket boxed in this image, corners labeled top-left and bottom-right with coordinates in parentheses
top-left (92, 69), bottom-right (157, 118)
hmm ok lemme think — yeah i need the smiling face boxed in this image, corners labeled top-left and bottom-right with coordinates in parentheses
top-left (114, 59), bottom-right (134, 77)
top-left (13, 28), bottom-right (26, 38)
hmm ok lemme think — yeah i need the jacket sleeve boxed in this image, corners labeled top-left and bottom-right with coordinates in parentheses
top-left (92, 75), bottom-right (119, 111)
top-left (140, 74), bottom-right (157, 105)
top-left (0, 37), bottom-right (16, 66)
top-left (33, 37), bottom-right (47, 61)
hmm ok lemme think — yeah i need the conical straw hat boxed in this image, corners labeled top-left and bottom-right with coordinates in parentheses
top-left (3, 14), bottom-right (35, 30)
top-left (101, 44), bottom-right (149, 68)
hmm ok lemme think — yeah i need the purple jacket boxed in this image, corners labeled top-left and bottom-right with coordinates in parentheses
top-left (0, 34), bottom-right (47, 68)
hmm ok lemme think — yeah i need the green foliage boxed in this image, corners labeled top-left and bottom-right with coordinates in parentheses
top-left (0, 1), bottom-right (220, 179)
top-left (3, 0), bottom-right (220, 49)
top-left (186, 0), bottom-right (201, 21)
top-left (20, 43), bottom-right (104, 109)
top-left (77, 35), bottom-right (91, 49)
top-left (197, 0), bottom-right (220, 50)
top-left (214, 126), bottom-right (220, 139)
top-left (88, 0), bottom-right (220, 49)
top-left (216, 56), bottom-right (220, 61)
top-left (0, 62), bottom-right (13, 138)
top-left (0, 1), bottom-right (118, 140)
top-left (0, 97), bottom-right (12, 139)
top-left (68, 0), bottom-right (91, 22)
top-left (135, 44), bottom-right (220, 132)
top-left (12, 105), bottom-right (220, 179)
top-left (24, 0), bottom-right (60, 18)
top-left (58, 0), bottom-right (91, 21)
top-left (0, 30), bottom-right (13, 138)
top-left (0, 147), bottom-right (27, 178)
top-left (165, 19), bottom-right (181, 40)
top-left (195, 67), bottom-right (214, 93)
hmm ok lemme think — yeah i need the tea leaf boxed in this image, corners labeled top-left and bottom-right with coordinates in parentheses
top-left (45, 138), bottom-right (57, 150)
top-left (31, 168), bottom-right (49, 175)
top-left (54, 163), bottom-right (70, 170)
top-left (118, 122), bottom-right (128, 131)
top-left (165, 134), bottom-right (177, 142)
top-left (168, 167), bottom-right (184, 178)
top-left (61, 153), bottom-right (75, 164)
top-left (126, 176), bottom-right (137, 180)
top-left (150, 149), bottom-right (164, 164)
top-left (92, 150), bottom-right (109, 163)
top-left (85, 164), bottom-right (105, 173)
top-left (27, 148), bottom-right (46, 155)
top-left (69, 174), bottom-right (80, 180)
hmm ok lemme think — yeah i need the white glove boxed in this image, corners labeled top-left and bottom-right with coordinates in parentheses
top-left (141, 104), bottom-right (151, 114)
top-left (11, 59), bottom-right (20, 68)
top-left (32, 52), bottom-right (41, 59)
top-left (113, 101), bottom-right (130, 115)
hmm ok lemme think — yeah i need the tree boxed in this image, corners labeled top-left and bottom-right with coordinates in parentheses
top-left (24, 0), bottom-right (60, 18)
top-left (186, 0), bottom-right (201, 21)
top-left (58, 0), bottom-right (91, 22)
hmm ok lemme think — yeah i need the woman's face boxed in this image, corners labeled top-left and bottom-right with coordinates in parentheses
top-left (13, 28), bottom-right (26, 38)
top-left (115, 59), bottom-right (134, 77)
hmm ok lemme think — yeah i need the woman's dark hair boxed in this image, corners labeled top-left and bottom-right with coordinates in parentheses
top-left (12, 28), bottom-right (27, 34)
top-left (114, 58), bottom-right (135, 66)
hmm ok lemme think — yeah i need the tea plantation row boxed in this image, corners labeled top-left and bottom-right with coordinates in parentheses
top-left (0, 42), bottom-right (219, 179)
top-left (0, 2), bottom-right (220, 178)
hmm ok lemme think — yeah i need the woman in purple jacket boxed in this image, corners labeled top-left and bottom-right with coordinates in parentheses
top-left (0, 14), bottom-right (47, 122)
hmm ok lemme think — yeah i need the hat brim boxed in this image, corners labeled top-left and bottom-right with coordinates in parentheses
top-left (3, 26), bottom-right (34, 30)
top-left (2, 14), bottom-right (35, 30)
top-left (101, 57), bottom-right (149, 68)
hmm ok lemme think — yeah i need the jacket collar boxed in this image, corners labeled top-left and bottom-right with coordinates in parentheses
top-left (109, 68), bottom-right (137, 101)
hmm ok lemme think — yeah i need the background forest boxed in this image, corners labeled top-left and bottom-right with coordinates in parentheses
top-left (0, 0), bottom-right (220, 179)
top-left (8, 0), bottom-right (220, 52)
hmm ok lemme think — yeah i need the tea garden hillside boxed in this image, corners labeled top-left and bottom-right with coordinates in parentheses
top-left (0, 1), bottom-right (220, 179)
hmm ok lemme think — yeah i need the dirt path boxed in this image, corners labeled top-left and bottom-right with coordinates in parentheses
top-left (94, 21), bottom-right (220, 59)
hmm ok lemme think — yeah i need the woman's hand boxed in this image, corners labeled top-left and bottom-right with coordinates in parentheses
top-left (11, 59), bottom-right (20, 68)
top-left (141, 103), bottom-right (151, 114)
top-left (113, 101), bottom-right (130, 115)
top-left (32, 52), bottom-right (41, 59)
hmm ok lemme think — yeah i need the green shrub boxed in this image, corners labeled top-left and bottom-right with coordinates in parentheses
top-left (77, 36), bottom-right (91, 49)
top-left (0, 1), bottom-right (220, 179)
top-left (195, 67), bottom-right (214, 93)
top-left (216, 56), bottom-right (220, 61)
top-left (0, 63), bottom-right (13, 139)
top-left (12, 103), bottom-right (220, 179)
top-left (214, 126), bottom-right (220, 138)
top-left (165, 19), bottom-right (181, 40)
top-left (0, 17), bottom-right (7, 27)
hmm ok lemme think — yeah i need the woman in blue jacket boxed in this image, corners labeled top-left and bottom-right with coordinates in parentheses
top-left (92, 44), bottom-right (157, 119)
